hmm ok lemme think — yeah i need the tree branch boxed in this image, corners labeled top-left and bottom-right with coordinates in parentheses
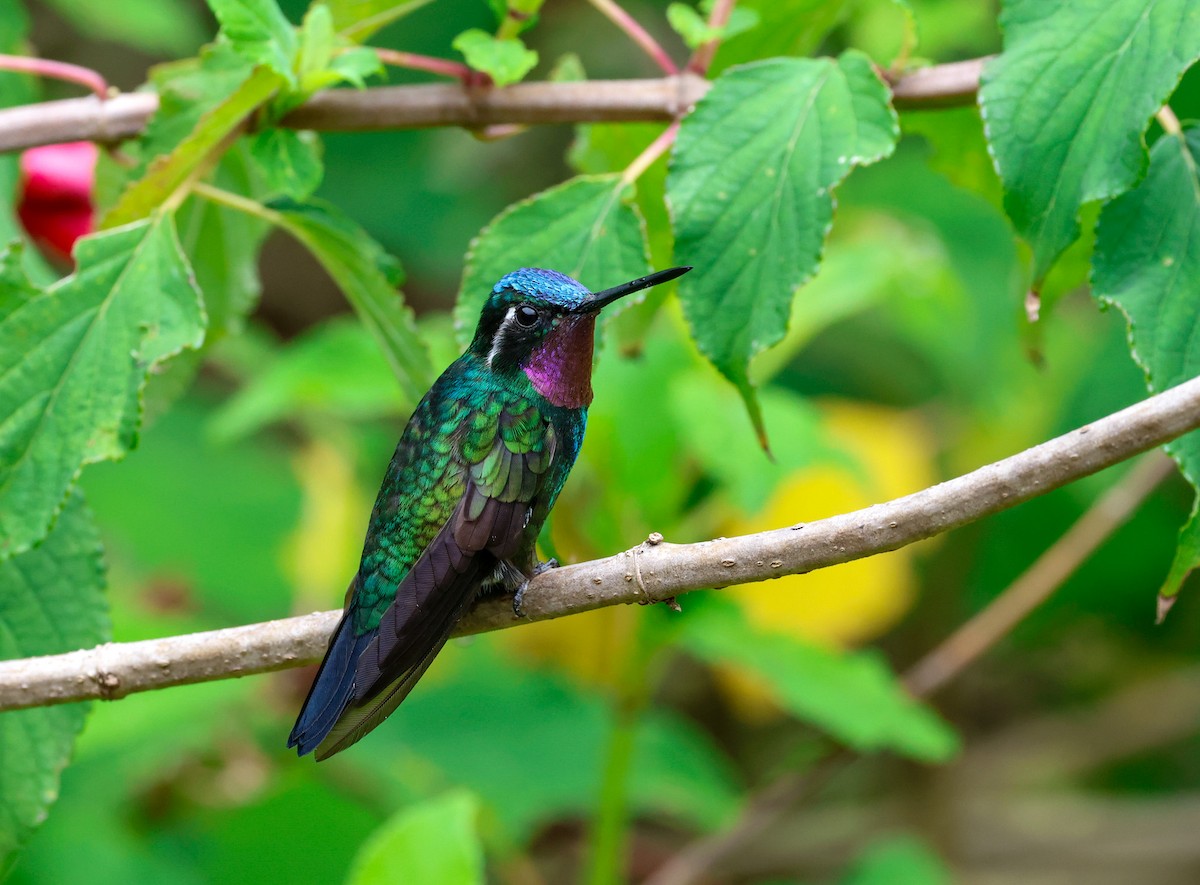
top-left (0, 57), bottom-right (988, 154)
top-left (3, 374), bottom-right (1200, 712)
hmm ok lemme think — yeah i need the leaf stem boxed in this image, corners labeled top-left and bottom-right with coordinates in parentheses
top-left (191, 181), bottom-right (284, 226)
top-left (0, 54), bottom-right (108, 99)
top-left (685, 0), bottom-right (734, 75)
top-left (587, 0), bottom-right (678, 75)
top-left (1157, 104), bottom-right (1183, 137)
top-left (620, 119), bottom-right (679, 187)
top-left (371, 47), bottom-right (483, 86)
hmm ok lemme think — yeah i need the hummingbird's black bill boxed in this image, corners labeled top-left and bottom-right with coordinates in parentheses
top-left (578, 266), bottom-right (692, 313)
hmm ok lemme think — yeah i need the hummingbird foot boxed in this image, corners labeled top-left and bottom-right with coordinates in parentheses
top-left (512, 558), bottom-right (559, 618)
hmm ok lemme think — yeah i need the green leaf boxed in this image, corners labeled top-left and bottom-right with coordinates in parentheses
top-left (679, 600), bottom-right (959, 761)
top-left (296, 2), bottom-right (337, 84)
top-left (668, 51), bottom-right (897, 444)
top-left (980, 0), bottom-right (1200, 283)
top-left (0, 215), bottom-right (205, 558)
top-left (211, 316), bottom-right (409, 441)
top-left (329, 0), bottom-right (436, 42)
top-left (133, 43), bottom-right (259, 178)
top-left (247, 129), bottom-right (323, 200)
top-left (207, 0), bottom-right (299, 84)
top-left (839, 836), bottom-right (952, 885)
top-left (452, 29), bottom-right (538, 86)
top-left (40, 0), bottom-right (206, 54)
top-left (345, 791), bottom-right (484, 885)
top-left (455, 175), bottom-right (652, 347)
top-left (326, 46), bottom-right (385, 88)
top-left (270, 198), bottom-right (431, 403)
top-left (1093, 125), bottom-right (1200, 606)
top-left (667, 1), bottom-right (759, 50)
top-left (0, 242), bottom-right (39, 310)
top-left (176, 144), bottom-right (272, 338)
top-left (710, 0), bottom-right (849, 75)
top-left (104, 65), bottom-right (285, 229)
top-left (0, 491), bottom-right (109, 874)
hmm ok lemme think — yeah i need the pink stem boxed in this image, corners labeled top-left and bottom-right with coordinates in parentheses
top-left (687, 0), bottom-right (735, 74)
top-left (588, 0), bottom-right (678, 76)
top-left (372, 48), bottom-right (489, 87)
top-left (621, 119), bottom-right (679, 186)
top-left (0, 54), bottom-right (108, 99)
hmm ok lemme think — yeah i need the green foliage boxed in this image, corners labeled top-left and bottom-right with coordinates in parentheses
top-left (40, 0), bottom-right (205, 54)
top-left (0, 218), bottom-right (204, 558)
top-left (455, 175), bottom-right (651, 344)
top-left (269, 198), bottom-right (431, 402)
top-left (1093, 125), bottom-right (1200, 601)
top-left (839, 836), bottom-right (952, 885)
top-left (104, 66), bottom-right (285, 228)
top-left (680, 601), bottom-right (958, 761)
top-left (329, 0), bottom-right (437, 42)
top-left (0, 492), bottom-right (108, 874)
top-left (345, 791), bottom-right (484, 885)
top-left (3, 0), bottom-right (1200, 880)
top-left (666, 0), bottom-right (760, 50)
top-left (451, 29), bottom-right (538, 86)
top-left (668, 51), bottom-right (897, 442)
top-left (980, 0), bottom-right (1200, 283)
top-left (206, 0), bottom-right (299, 85)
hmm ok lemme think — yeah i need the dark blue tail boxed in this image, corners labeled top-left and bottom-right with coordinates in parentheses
top-left (288, 609), bottom-right (375, 756)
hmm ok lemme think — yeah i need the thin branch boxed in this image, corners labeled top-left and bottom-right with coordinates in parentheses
top-left (0, 57), bottom-right (988, 154)
top-left (886, 56), bottom-right (990, 109)
top-left (686, 0), bottom-right (735, 75)
top-left (902, 450), bottom-right (1176, 697)
top-left (645, 450), bottom-right (1177, 885)
top-left (588, 0), bottom-right (679, 75)
top-left (370, 48), bottom-right (480, 85)
top-left (0, 54), bottom-right (109, 98)
top-left (2, 375), bottom-right (1199, 712)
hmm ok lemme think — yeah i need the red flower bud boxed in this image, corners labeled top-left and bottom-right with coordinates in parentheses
top-left (17, 141), bottom-right (98, 264)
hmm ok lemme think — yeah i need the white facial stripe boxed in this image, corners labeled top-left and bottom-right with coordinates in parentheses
top-left (486, 305), bottom-right (517, 368)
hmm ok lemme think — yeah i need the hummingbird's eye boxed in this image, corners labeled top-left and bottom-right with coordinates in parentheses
top-left (514, 305), bottom-right (540, 328)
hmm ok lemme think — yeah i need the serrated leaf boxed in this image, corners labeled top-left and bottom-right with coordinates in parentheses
top-left (980, 0), bottom-right (1200, 283)
top-left (452, 29), bottom-right (538, 86)
top-left (269, 198), bottom-right (430, 403)
top-left (247, 128), bottom-right (323, 200)
top-left (207, 0), bottom-right (299, 84)
top-left (297, 3), bottom-right (336, 83)
top-left (327, 46), bottom-right (385, 88)
top-left (0, 215), bottom-right (205, 558)
top-left (345, 791), bottom-right (484, 885)
top-left (680, 600), bottom-right (959, 761)
top-left (455, 175), bottom-right (652, 347)
top-left (134, 43), bottom-right (259, 178)
top-left (104, 65), bottom-right (284, 229)
top-left (0, 491), bottom-right (109, 874)
top-left (668, 51), bottom-right (897, 443)
top-left (330, 0), bottom-right (436, 42)
top-left (1093, 125), bottom-right (1200, 605)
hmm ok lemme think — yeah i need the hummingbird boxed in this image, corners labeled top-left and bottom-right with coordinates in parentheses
top-left (289, 265), bottom-right (692, 759)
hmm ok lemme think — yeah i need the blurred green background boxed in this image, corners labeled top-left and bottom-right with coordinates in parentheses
top-left (5, 0), bottom-right (1200, 883)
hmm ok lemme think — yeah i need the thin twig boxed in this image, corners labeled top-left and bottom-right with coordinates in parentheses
top-left (0, 53), bottom-right (109, 98)
top-left (619, 119), bottom-right (679, 186)
top-left (371, 48), bottom-right (481, 85)
top-left (588, 0), bottom-right (679, 75)
top-left (645, 450), bottom-right (1178, 885)
top-left (903, 451), bottom-right (1176, 697)
top-left (2, 375), bottom-right (1199, 711)
top-left (0, 57), bottom-right (988, 154)
top-left (686, 0), bottom-right (735, 75)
